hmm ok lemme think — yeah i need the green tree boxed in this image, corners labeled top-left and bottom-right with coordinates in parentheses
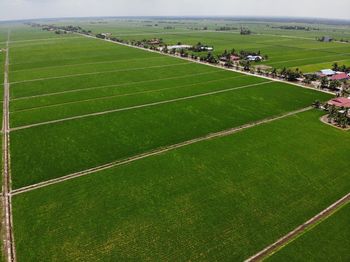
top-left (329, 80), bottom-right (341, 90)
top-left (320, 77), bottom-right (329, 88)
top-left (332, 62), bottom-right (339, 71)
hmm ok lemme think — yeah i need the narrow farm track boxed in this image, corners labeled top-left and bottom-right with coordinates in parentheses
top-left (2, 30), bottom-right (16, 262)
top-left (10, 80), bottom-right (273, 131)
top-left (12, 75), bottom-right (248, 113)
top-left (10, 62), bottom-right (192, 84)
top-left (245, 192), bottom-right (350, 262)
top-left (78, 33), bottom-right (335, 96)
top-left (11, 106), bottom-right (312, 195)
top-left (10, 56), bottom-right (168, 73)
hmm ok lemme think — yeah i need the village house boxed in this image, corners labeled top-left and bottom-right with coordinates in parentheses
top-left (246, 55), bottom-right (262, 62)
top-left (330, 72), bottom-right (350, 81)
top-left (167, 45), bottom-right (192, 50)
top-left (101, 33), bottom-right (112, 38)
top-left (319, 69), bottom-right (336, 77)
top-left (200, 46), bottom-right (214, 51)
top-left (230, 55), bottom-right (240, 61)
top-left (148, 38), bottom-right (161, 45)
top-left (327, 97), bottom-right (350, 108)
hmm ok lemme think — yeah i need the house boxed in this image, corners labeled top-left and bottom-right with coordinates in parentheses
top-left (319, 69), bottom-right (336, 76)
top-left (101, 33), bottom-right (111, 38)
top-left (331, 72), bottom-right (350, 81)
top-left (327, 97), bottom-right (350, 108)
top-left (167, 45), bottom-right (192, 50)
top-left (246, 55), bottom-right (262, 62)
top-left (148, 38), bottom-right (161, 45)
top-left (323, 36), bottom-right (333, 42)
top-left (230, 55), bottom-right (240, 61)
top-left (200, 46), bottom-right (214, 51)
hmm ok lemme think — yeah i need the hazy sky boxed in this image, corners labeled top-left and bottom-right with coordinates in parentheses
top-left (1, 0), bottom-right (350, 21)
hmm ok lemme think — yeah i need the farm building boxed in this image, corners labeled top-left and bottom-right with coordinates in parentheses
top-left (330, 72), bottom-right (350, 81)
top-left (230, 55), bottom-right (240, 61)
top-left (100, 33), bottom-right (112, 38)
top-left (323, 36), bottom-right (333, 42)
top-left (327, 97), bottom-right (350, 108)
top-left (200, 46), bottom-right (214, 51)
top-left (319, 69), bottom-right (336, 76)
top-left (246, 55), bottom-right (262, 61)
top-left (148, 38), bottom-right (161, 45)
top-left (168, 45), bottom-right (192, 50)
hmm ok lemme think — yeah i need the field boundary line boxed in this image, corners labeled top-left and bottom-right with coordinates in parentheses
top-left (244, 192), bottom-right (350, 262)
top-left (11, 75), bottom-right (249, 113)
top-left (10, 80), bottom-right (272, 131)
top-left (2, 30), bottom-right (16, 262)
top-left (11, 106), bottom-right (312, 195)
top-left (11, 70), bottom-right (220, 101)
top-left (10, 62), bottom-right (192, 84)
top-left (8, 36), bottom-right (84, 44)
top-left (78, 33), bottom-right (334, 96)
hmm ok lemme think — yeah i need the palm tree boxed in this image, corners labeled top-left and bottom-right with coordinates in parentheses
top-left (312, 100), bottom-right (321, 109)
top-left (332, 62), bottom-right (339, 71)
top-left (328, 105), bottom-right (337, 123)
top-left (271, 68), bottom-right (277, 78)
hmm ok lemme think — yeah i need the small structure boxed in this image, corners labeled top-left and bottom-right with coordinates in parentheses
top-left (230, 55), bottom-right (240, 61)
top-left (327, 97), bottom-right (350, 108)
top-left (167, 45), bottom-right (192, 50)
top-left (246, 55), bottom-right (262, 62)
top-left (101, 33), bottom-right (112, 38)
top-left (331, 72), bottom-right (350, 81)
top-left (319, 69), bottom-right (336, 76)
top-left (200, 46), bottom-right (214, 51)
top-left (323, 36), bottom-right (333, 42)
top-left (148, 38), bottom-right (161, 45)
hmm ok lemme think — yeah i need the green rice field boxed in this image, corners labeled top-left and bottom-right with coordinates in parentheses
top-left (62, 18), bottom-right (350, 72)
top-left (12, 110), bottom-right (350, 261)
top-left (268, 203), bottom-right (350, 262)
top-left (0, 20), bottom-right (349, 261)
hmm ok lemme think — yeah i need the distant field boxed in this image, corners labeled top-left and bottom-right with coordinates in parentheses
top-left (12, 110), bottom-right (350, 261)
top-left (268, 203), bottom-right (350, 262)
top-left (67, 19), bottom-right (350, 72)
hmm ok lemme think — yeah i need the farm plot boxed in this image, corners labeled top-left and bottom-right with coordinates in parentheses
top-left (10, 81), bottom-right (331, 189)
top-left (85, 23), bottom-right (350, 72)
top-left (268, 203), bottom-right (350, 262)
top-left (12, 110), bottom-right (350, 261)
top-left (7, 28), bottom-right (332, 189)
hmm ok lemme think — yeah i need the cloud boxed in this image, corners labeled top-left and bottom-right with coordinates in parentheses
top-left (0, 0), bottom-right (349, 21)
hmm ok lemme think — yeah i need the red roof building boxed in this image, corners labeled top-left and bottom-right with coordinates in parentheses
top-left (330, 73), bottom-right (350, 81)
top-left (230, 55), bottom-right (240, 61)
top-left (328, 97), bottom-right (350, 108)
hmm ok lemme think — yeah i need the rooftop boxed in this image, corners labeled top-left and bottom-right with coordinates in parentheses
top-left (320, 69), bottom-right (336, 76)
top-left (328, 97), bottom-right (350, 108)
top-left (331, 73), bottom-right (350, 81)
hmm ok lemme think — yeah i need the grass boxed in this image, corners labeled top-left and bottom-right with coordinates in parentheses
top-left (12, 110), bottom-right (350, 261)
top-left (267, 203), bottom-right (350, 262)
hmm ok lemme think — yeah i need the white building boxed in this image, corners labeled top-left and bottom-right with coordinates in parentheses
top-left (319, 69), bottom-right (336, 76)
top-left (167, 45), bottom-right (192, 50)
top-left (246, 55), bottom-right (262, 61)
